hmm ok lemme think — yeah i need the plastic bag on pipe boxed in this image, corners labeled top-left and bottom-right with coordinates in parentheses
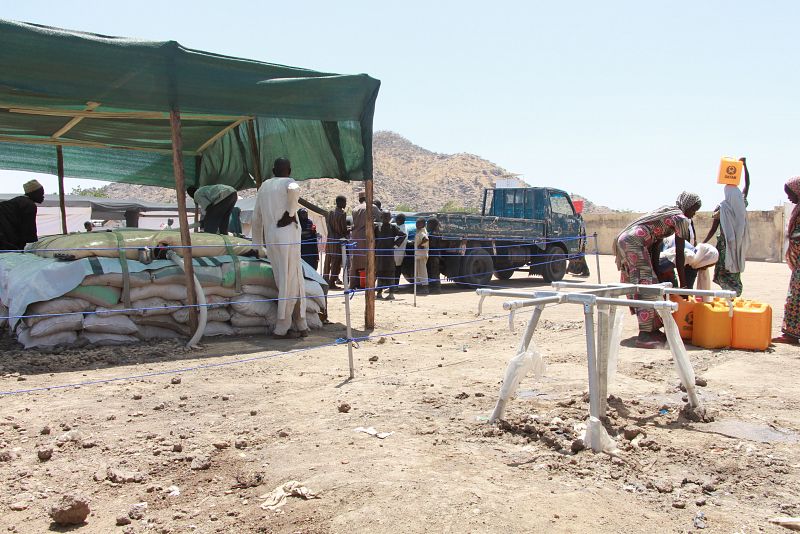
top-left (583, 416), bottom-right (618, 454)
top-left (607, 309), bottom-right (624, 387)
top-left (657, 308), bottom-right (697, 397)
top-left (498, 348), bottom-right (546, 402)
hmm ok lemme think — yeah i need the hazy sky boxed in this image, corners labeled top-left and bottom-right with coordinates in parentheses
top-left (2, 1), bottom-right (798, 211)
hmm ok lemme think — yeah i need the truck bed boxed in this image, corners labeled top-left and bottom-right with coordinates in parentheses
top-left (429, 212), bottom-right (547, 242)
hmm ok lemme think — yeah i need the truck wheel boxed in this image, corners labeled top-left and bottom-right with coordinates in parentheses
top-left (457, 249), bottom-right (493, 287)
top-left (541, 245), bottom-right (567, 283)
top-left (494, 269), bottom-right (515, 280)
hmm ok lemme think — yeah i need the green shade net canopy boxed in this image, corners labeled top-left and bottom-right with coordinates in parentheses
top-left (0, 19), bottom-right (380, 189)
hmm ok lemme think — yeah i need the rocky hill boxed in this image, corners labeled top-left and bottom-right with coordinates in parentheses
top-left (94, 131), bottom-right (611, 213)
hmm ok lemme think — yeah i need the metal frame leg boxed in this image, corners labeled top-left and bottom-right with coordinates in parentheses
top-left (596, 304), bottom-right (610, 415)
top-left (583, 303), bottom-right (602, 420)
top-left (341, 242), bottom-right (355, 380)
top-left (489, 304), bottom-right (545, 423)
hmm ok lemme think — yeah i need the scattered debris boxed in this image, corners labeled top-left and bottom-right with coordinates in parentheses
top-left (171, 376), bottom-right (182, 384)
top-left (37, 447), bottom-right (53, 461)
top-left (337, 402), bottom-right (351, 413)
top-left (259, 481), bottom-right (318, 511)
top-left (354, 426), bottom-right (393, 439)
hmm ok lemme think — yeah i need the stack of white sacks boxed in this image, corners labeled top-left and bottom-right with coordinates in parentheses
top-left (0, 231), bottom-right (327, 349)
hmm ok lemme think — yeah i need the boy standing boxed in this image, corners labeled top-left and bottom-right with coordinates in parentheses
top-left (414, 218), bottom-right (430, 295)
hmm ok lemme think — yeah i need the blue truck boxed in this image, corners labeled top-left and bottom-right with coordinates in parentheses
top-left (401, 187), bottom-right (584, 286)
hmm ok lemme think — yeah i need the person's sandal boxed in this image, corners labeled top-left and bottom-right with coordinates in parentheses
top-left (771, 335), bottom-right (799, 345)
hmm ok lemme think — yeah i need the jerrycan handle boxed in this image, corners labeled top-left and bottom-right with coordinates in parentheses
top-left (727, 298), bottom-right (734, 318)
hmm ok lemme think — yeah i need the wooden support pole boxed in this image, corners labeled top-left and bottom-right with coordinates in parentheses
top-left (364, 180), bottom-right (376, 329)
top-left (56, 145), bottom-right (67, 235)
top-left (194, 156), bottom-right (202, 233)
top-left (169, 109), bottom-right (199, 333)
top-left (246, 119), bottom-right (263, 189)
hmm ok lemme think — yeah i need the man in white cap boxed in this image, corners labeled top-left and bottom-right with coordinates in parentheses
top-left (0, 179), bottom-right (45, 251)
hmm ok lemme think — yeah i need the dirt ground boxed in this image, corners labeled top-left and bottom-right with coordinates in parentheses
top-left (1, 255), bottom-right (798, 533)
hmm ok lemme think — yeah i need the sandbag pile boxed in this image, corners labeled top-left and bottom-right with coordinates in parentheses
top-left (27, 229), bottom-right (257, 260)
top-left (1, 231), bottom-right (327, 349)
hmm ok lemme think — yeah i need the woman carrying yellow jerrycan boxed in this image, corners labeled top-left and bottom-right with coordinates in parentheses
top-left (703, 157), bottom-right (751, 297)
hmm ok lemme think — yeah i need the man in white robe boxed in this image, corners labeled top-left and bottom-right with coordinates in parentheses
top-left (251, 158), bottom-right (308, 339)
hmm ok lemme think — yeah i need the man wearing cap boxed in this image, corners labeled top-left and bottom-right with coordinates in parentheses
top-left (186, 184), bottom-right (237, 235)
top-left (0, 179), bottom-right (45, 251)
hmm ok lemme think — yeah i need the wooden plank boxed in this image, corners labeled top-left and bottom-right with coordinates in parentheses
top-left (56, 145), bottom-right (67, 235)
top-left (169, 109), bottom-right (199, 333)
top-left (51, 102), bottom-right (101, 139)
top-left (364, 179), bottom-right (376, 329)
top-left (195, 118), bottom-right (247, 154)
top-left (0, 134), bottom-right (179, 155)
top-left (4, 105), bottom-right (250, 122)
top-left (246, 119), bottom-right (263, 188)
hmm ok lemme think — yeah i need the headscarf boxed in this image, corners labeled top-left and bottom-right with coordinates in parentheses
top-left (719, 185), bottom-right (750, 273)
top-left (676, 191), bottom-right (701, 214)
top-left (785, 177), bottom-right (800, 269)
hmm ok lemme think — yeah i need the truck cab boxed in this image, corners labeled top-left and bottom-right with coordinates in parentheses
top-left (483, 187), bottom-right (582, 240)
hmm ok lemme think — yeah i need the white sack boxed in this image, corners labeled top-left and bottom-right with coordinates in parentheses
top-left (233, 325), bottom-right (270, 336)
top-left (203, 286), bottom-right (239, 298)
top-left (29, 314), bottom-right (83, 338)
top-left (202, 321), bottom-right (235, 337)
top-left (230, 312), bottom-right (269, 328)
top-left (230, 294), bottom-right (278, 321)
top-left (172, 307), bottom-right (230, 324)
top-left (241, 285), bottom-right (279, 298)
top-left (130, 284), bottom-right (187, 302)
top-left (82, 332), bottom-right (138, 346)
top-left (136, 325), bottom-right (182, 340)
top-left (305, 312), bottom-right (323, 330)
top-left (17, 328), bottom-right (78, 349)
top-left (25, 297), bottom-right (91, 326)
top-left (83, 314), bottom-right (138, 335)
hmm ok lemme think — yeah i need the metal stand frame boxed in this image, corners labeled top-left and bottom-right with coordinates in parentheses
top-left (477, 282), bottom-right (736, 452)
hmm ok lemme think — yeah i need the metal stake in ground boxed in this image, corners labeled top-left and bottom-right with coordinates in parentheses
top-left (593, 232), bottom-right (601, 284)
top-left (413, 237), bottom-right (417, 307)
top-left (341, 239), bottom-right (355, 379)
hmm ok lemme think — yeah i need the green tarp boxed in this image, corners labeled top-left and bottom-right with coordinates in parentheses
top-left (0, 20), bottom-right (380, 189)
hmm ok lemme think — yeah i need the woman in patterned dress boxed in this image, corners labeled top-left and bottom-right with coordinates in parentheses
top-left (615, 192), bottom-right (702, 348)
top-left (773, 177), bottom-right (800, 344)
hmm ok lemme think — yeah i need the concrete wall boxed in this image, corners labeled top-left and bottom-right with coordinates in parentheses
top-left (583, 206), bottom-right (786, 262)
